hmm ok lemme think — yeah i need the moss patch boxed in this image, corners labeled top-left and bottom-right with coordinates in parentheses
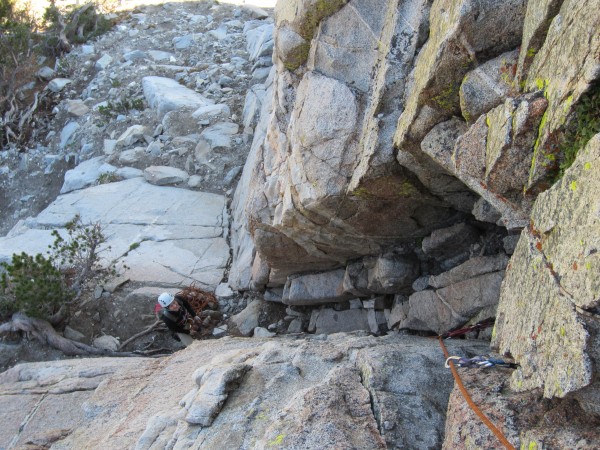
top-left (283, 41), bottom-right (310, 71)
top-left (557, 82), bottom-right (600, 178)
top-left (298, 0), bottom-right (348, 40)
top-left (431, 82), bottom-right (460, 111)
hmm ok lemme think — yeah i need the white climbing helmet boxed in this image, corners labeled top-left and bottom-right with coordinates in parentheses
top-left (158, 292), bottom-right (174, 308)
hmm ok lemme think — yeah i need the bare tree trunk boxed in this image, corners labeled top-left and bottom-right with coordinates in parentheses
top-left (0, 312), bottom-right (147, 357)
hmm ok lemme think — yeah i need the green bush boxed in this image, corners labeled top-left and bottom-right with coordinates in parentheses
top-left (97, 97), bottom-right (145, 118)
top-left (1, 252), bottom-right (71, 319)
top-left (0, 215), bottom-right (115, 320)
top-left (42, 2), bottom-right (114, 56)
top-left (0, 0), bottom-right (14, 24)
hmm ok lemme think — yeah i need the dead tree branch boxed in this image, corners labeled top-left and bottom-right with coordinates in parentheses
top-left (0, 312), bottom-right (143, 357)
top-left (118, 319), bottom-right (164, 350)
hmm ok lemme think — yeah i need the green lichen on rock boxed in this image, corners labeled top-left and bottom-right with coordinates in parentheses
top-left (493, 133), bottom-right (600, 404)
top-left (515, 0), bottom-right (563, 83)
top-left (350, 187), bottom-right (372, 198)
top-left (523, 0), bottom-right (600, 186)
top-left (431, 83), bottom-right (460, 111)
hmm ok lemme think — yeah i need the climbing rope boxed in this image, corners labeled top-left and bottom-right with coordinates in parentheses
top-left (438, 336), bottom-right (517, 450)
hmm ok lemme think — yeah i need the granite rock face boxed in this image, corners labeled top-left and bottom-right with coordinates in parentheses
top-left (229, 0), bottom-right (600, 431)
top-left (492, 134), bottom-right (600, 413)
top-left (0, 334), bottom-right (490, 450)
top-left (232, 0), bottom-right (486, 288)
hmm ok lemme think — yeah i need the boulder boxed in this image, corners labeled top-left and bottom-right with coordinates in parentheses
top-left (282, 269), bottom-right (352, 306)
top-left (115, 125), bottom-right (147, 148)
top-left (344, 252), bottom-right (419, 295)
top-left (459, 50), bottom-right (519, 123)
top-left (194, 138), bottom-right (215, 170)
top-left (245, 22), bottom-right (274, 61)
top-left (123, 49), bottom-right (147, 61)
top-left (453, 115), bottom-right (488, 180)
top-left (60, 157), bottom-right (116, 194)
top-left (208, 25), bottom-right (228, 41)
top-left (95, 54), bottom-right (113, 71)
top-left (59, 122), bottom-right (79, 149)
top-left (401, 271), bottom-right (505, 334)
top-left (452, 92), bottom-right (548, 228)
top-left (387, 295), bottom-right (409, 329)
top-left (428, 254), bottom-right (509, 289)
top-left (118, 147), bottom-right (146, 165)
top-left (147, 50), bottom-right (175, 62)
top-left (215, 283), bottom-right (235, 299)
top-left (201, 122), bottom-right (239, 149)
top-left (471, 197), bottom-right (502, 223)
top-left (483, 94), bottom-right (548, 199)
top-left (143, 166), bottom-right (190, 186)
top-left (65, 99), bottom-right (90, 117)
top-left (48, 78), bottom-right (72, 93)
top-left (229, 300), bottom-right (263, 336)
top-left (422, 222), bottom-right (479, 260)
top-left (253, 327), bottom-right (275, 338)
top-left (92, 335), bottom-right (119, 351)
top-left (37, 66), bottom-right (55, 80)
top-left (312, 308), bottom-right (370, 334)
top-left (173, 34), bottom-right (195, 50)
top-left (274, 26), bottom-right (308, 71)
top-left (142, 76), bottom-right (214, 119)
top-left (421, 117), bottom-right (468, 171)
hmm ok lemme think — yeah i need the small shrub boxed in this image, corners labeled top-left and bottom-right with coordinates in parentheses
top-left (0, 215), bottom-right (119, 320)
top-left (0, 252), bottom-right (71, 318)
top-left (97, 96), bottom-right (145, 117)
top-left (97, 172), bottom-right (118, 184)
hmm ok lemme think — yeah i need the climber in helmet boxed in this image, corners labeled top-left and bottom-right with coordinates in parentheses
top-left (156, 292), bottom-right (201, 345)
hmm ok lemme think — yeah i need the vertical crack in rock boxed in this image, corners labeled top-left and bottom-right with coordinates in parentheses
top-left (7, 393), bottom-right (48, 449)
top-left (358, 361), bottom-right (382, 435)
top-left (528, 222), bottom-right (578, 305)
